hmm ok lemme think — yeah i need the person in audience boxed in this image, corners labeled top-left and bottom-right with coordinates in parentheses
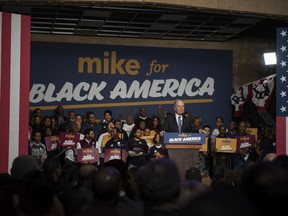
top-left (226, 120), bottom-right (238, 137)
top-left (149, 115), bottom-right (162, 135)
top-left (74, 167), bottom-right (121, 216)
top-left (148, 133), bottom-right (169, 160)
top-left (198, 125), bottom-right (213, 177)
top-left (59, 110), bottom-right (76, 132)
top-left (122, 114), bottom-right (135, 137)
top-left (82, 111), bottom-right (102, 141)
top-left (104, 127), bottom-right (129, 162)
top-left (127, 128), bottom-right (149, 168)
top-left (114, 118), bottom-right (129, 141)
top-left (231, 121), bottom-right (259, 170)
top-left (192, 116), bottom-right (203, 132)
top-left (101, 109), bottom-right (114, 133)
top-left (104, 159), bottom-right (144, 216)
top-left (43, 158), bottom-right (70, 194)
top-left (210, 116), bottom-right (227, 139)
top-left (58, 164), bottom-right (97, 216)
top-left (29, 130), bottom-right (48, 169)
top-left (178, 180), bottom-right (210, 209)
top-left (52, 105), bottom-right (68, 128)
top-left (134, 107), bottom-right (151, 128)
top-left (12, 170), bottom-right (65, 216)
top-left (135, 158), bottom-right (181, 216)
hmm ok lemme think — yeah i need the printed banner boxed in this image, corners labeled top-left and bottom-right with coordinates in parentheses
top-left (30, 42), bottom-right (232, 126)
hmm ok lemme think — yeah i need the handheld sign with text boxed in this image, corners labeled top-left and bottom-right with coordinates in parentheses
top-left (199, 137), bottom-right (209, 152)
top-left (141, 135), bottom-right (154, 149)
top-left (45, 135), bottom-right (59, 151)
top-left (246, 128), bottom-right (258, 142)
top-left (164, 133), bottom-right (206, 145)
top-left (236, 135), bottom-right (256, 151)
top-left (104, 148), bottom-right (127, 162)
top-left (215, 138), bottom-right (237, 153)
top-left (77, 148), bottom-right (100, 163)
top-left (59, 132), bottom-right (80, 148)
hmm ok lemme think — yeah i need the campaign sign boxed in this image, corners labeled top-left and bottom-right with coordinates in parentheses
top-left (164, 133), bottom-right (205, 144)
top-left (215, 138), bottom-right (237, 153)
top-left (77, 148), bottom-right (100, 163)
top-left (104, 148), bottom-right (127, 163)
top-left (59, 132), bottom-right (80, 148)
top-left (45, 135), bottom-right (59, 151)
top-left (246, 128), bottom-right (258, 142)
top-left (236, 135), bottom-right (256, 150)
top-left (199, 137), bottom-right (209, 152)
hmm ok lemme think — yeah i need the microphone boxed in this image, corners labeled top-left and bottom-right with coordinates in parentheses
top-left (182, 114), bottom-right (193, 133)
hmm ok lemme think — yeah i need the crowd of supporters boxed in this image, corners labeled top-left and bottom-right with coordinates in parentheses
top-left (0, 103), bottom-right (280, 216)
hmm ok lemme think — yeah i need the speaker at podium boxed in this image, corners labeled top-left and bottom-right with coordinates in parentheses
top-left (164, 132), bottom-right (206, 180)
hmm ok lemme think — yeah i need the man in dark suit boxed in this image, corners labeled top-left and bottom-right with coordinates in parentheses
top-left (160, 99), bottom-right (193, 135)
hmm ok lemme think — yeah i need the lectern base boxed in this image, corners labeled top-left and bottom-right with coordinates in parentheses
top-left (166, 144), bottom-right (200, 180)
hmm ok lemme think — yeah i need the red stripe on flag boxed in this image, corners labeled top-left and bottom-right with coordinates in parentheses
top-left (276, 116), bottom-right (286, 154)
top-left (0, 13), bottom-right (12, 172)
top-left (19, 15), bottom-right (30, 155)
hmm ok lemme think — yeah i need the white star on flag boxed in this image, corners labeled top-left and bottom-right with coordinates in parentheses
top-left (280, 60), bottom-right (287, 67)
top-left (280, 75), bottom-right (287, 82)
top-left (280, 30), bottom-right (287, 37)
top-left (280, 106), bottom-right (287, 112)
top-left (280, 91), bottom-right (287, 97)
top-left (280, 45), bottom-right (287, 52)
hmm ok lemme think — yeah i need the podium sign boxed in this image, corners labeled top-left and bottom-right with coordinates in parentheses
top-left (77, 148), bottom-right (100, 163)
top-left (215, 138), bottom-right (237, 153)
top-left (164, 133), bottom-right (206, 145)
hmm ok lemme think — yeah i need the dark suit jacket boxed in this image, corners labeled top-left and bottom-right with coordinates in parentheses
top-left (163, 113), bottom-right (192, 133)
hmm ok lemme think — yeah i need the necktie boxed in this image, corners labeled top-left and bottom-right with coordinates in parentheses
top-left (178, 116), bottom-right (182, 133)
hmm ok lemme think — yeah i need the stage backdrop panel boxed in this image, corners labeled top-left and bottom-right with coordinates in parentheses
top-left (30, 42), bottom-right (232, 126)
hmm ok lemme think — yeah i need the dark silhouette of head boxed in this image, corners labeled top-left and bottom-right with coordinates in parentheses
top-left (10, 155), bottom-right (39, 180)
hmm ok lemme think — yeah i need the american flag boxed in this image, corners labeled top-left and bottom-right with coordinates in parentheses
top-left (0, 12), bottom-right (30, 173)
top-left (276, 28), bottom-right (288, 155)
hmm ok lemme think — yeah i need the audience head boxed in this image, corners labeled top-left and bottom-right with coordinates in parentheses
top-left (135, 158), bottom-right (181, 207)
top-left (79, 164), bottom-right (98, 181)
top-left (13, 170), bottom-right (64, 216)
top-left (10, 155), bottom-right (39, 180)
top-left (92, 167), bottom-right (121, 201)
top-left (185, 167), bottom-right (202, 182)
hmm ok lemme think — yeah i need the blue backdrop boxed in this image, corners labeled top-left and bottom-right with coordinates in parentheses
top-left (30, 42), bottom-right (233, 127)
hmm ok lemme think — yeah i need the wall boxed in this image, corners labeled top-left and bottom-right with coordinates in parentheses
top-left (31, 34), bottom-right (276, 88)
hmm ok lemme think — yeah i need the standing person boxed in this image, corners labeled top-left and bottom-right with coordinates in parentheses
top-left (134, 107), bottom-right (151, 128)
top-left (29, 130), bottom-right (48, 169)
top-left (231, 121), bottom-right (259, 170)
top-left (82, 111), bottom-right (103, 141)
top-left (101, 109), bottom-right (114, 133)
top-left (114, 118), bottom-right (129, 141)
top-left (123, 114), bottom-right (135, 138)
top-left (52, 105), bottom-right (68, 128)
top-left (160, 99), bottom-right (192, 135)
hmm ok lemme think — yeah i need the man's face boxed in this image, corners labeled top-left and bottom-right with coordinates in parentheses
top-left (87, 131), bottom-right (95, 140)
top-left (88, 114), bottom-right (95, 124)
top-left (174, 100), bottom-right (185, 115)
top-left (140, 108), bottom-right (147, 117)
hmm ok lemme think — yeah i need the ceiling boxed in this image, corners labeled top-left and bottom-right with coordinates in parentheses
top-left (1, 2), bottom-right (288, 42)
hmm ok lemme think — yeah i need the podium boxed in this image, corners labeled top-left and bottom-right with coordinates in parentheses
top-left (164, 133), bottom-right (205, 180)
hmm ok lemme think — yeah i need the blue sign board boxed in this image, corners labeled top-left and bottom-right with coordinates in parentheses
top-left (164, 133), bottom-right (206, 144)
